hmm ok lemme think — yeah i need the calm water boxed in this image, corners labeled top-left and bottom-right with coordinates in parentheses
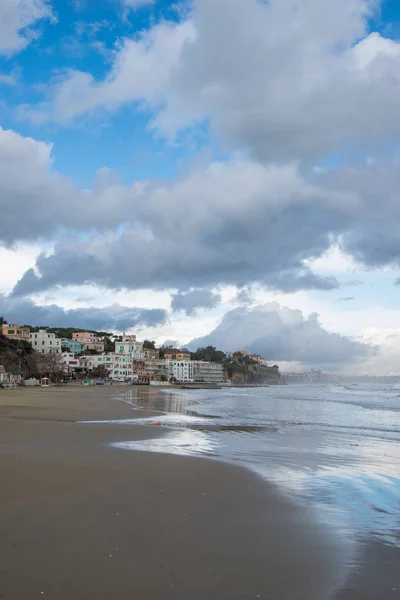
top-left (86, 382), bottom-right (400, 596)
top-left (110, 383), bottom-right (400, 551)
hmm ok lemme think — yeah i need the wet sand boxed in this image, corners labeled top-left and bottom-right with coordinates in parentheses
top-left (1, 386), bottom-right (343, 599)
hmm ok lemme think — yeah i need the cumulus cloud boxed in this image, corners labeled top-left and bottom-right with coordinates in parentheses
top-left (0, 0), bottom-right (53, 56)
top-left (10, 159), bottom-right (346, 295)
top-left (0, 294), bottom-right (167, 332)
top-left (19, 19), bottom-right (194, 124)
top-left (171, 289), bottom-right (221, 316)
top-left (189, 303), bottom-right (376, 371)
top-left (20, 0), bottom-right (400, 163)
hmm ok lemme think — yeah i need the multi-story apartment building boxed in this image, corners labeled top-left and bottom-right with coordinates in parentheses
top-left (72, 331), bottom-right (98, 343)
top-left (192, 361), bottom-right (224, 384)
top-left (136, 358), bottom-right (167, 382)
top-left (165, 359), bottom-right (194, 383)
top-left (79, 353), bottom-right (134, 380)
top-left (72, 332), bottom-right (105, 353)
top-left (115, 335), bottom-right (144, 359)
top-left (60, 339), bottom-right (85, 354)
top-left (2, 324), bottom-right (30, 342)
top-left (30, 330), bottom-right (61, 354)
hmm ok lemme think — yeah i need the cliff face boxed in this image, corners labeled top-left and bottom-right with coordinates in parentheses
top-left (224, 363), bottom-right (280, 384)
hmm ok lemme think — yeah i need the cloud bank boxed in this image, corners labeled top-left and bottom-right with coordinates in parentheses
top-left (0, 294), bottom-right (167, 332)
top-left (189, 303), bottom-right (376, 371)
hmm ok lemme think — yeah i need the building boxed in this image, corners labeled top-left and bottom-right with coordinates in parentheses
top-left (72, 331), bottom-right (99, 343)
top-left (165, 359), bottom-right (194, 383)
top-left (72, 332), bottom-right (105, 353)
top-left (2, 324), bottom-right (30, 342)
top-left (61, 352), bottom-right (81, 375)
top-left (0, 365), bottom-right (23, 386)
top-left (60, 339), bottom-right (85, 354)
top-left (249, 354), bottom-right (268, 366)
top-left (192, 361), bottom-right (224, 384)
top-left (79, 353), bottom-right (134, 380)
top-left (136, 358), bottom-right (167, 382)
top-left (115, 335), bottom-right (144, 359)
top-left (84, 341), bottom-right (105, 352)
top-left (164, 349), bottom-right (191, 361)
top-left (143, 348), bottom-right (159, 360)
top-left (30, 330), bottom-right (61, 354)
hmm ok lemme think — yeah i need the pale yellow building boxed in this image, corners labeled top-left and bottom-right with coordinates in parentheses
top-left (2, 324), bottom-right (30, 342)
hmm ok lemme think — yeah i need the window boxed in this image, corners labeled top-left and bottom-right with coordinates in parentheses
top-left (17, 330), bottom-right (20, 334)
top-left (35, 334), bottom-right (37, 338)
top-left (42, 341), bottom-right (45, 345)
top-left (8, 330), bottom-right (15, 334)
top-left (50, 341), bottom-right (52, 345)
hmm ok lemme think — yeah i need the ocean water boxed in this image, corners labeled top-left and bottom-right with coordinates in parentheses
top-left (85, 382), bottom-right (400, 595)
top-left (111, 383), bottom-right (400, 551)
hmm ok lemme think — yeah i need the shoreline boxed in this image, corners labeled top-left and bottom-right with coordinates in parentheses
top-left (1, 386), bottom-right (345, 599)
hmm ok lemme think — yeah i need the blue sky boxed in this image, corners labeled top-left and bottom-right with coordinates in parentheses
top-left (2, 0), bottom-right (400, 373)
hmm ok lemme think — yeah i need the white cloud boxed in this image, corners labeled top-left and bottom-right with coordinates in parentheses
top-left (19, 19), bottom-right (195, 124)
top-left (189, 303), bottom-right (375, 371)
top-left (20, 0), bottom-right (400, 163)
top-left (0, 0), bottom-right (54, 56)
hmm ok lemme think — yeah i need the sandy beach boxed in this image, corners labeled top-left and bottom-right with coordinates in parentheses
top-left (0, 385), bottom-right (345, 600)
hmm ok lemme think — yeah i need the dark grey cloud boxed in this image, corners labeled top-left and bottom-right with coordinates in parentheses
top-left (0, 294), bottom-right (167, 332)
top-left (189, 303), bottom-right (376, 371)
top-left (235, 287), bottom-right (254, 306)
top-left (171, 289), bottom-right (221, 316)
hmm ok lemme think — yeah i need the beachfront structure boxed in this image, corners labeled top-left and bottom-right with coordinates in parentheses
top-left (193, 361), bottom-right (224, 384)
top-left (30, 330), bottom-right (61, 354)
top-left (0, 365), bottom-right (23, 386)
top-left (2, 324), bottom-right (30, 342)
top-left (136, 358), bottom-right (168, 382)
top-left (79, 353), bottom-right (134, 380)
top-left (165, 359), bottom-right (194, 383)
top-left (60, 339), bottom-right (85, 354)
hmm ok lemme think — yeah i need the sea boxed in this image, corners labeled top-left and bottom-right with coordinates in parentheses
top-left (94, 383), bottom-right (400, 597)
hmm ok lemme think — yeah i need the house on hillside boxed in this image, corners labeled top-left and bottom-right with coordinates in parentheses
top-left (249, 354), bottom-right (268, 366)
top-left (2, 324), bottom-right (30, 342)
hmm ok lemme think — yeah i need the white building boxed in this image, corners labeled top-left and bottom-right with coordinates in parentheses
top-left (165, 360), bottom-right (194, 383)
top-left (115, 335), bottom-right (144, 359)
top-left (193, 361), bottom-right (224, 384)
top-left (61, 352), bottom-right (81, 374)
top-left (79, 353), bottom-right (135, 380)
top-left (30, 330), bottom-right (61, 354)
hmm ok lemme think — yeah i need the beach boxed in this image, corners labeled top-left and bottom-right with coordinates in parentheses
top-left (0, 385), bottom-right (345, 600)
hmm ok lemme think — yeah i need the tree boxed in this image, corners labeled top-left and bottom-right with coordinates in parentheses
top-left (32, 353), bottom-right (64, 382)
top-left (103, 337), bottom-right (115, 353)
top-left (191, 346), bottom-right (227, 363)
top-left (91, 365), bottom-right (109, 379)
top-left (143, 340), bottom-right (156, 349)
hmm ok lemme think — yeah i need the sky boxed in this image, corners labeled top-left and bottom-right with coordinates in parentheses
top-left (1, 0), bottom-right (400, 374)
